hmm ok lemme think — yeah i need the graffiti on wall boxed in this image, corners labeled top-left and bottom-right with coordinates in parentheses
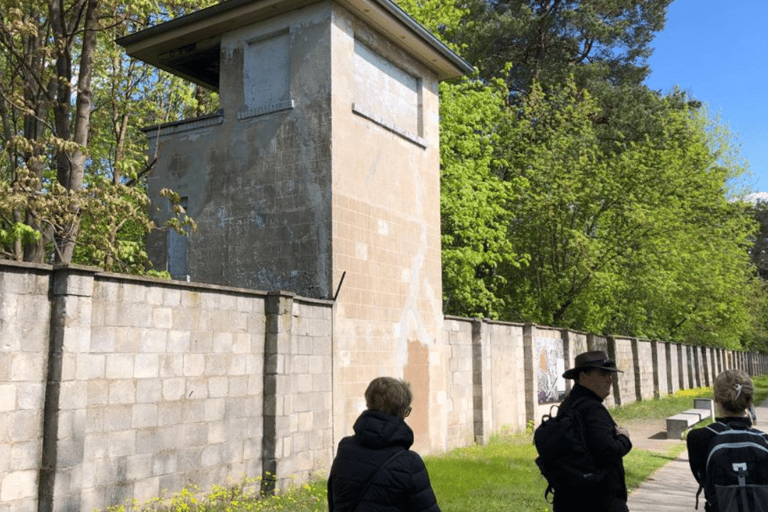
top-left (537, 336), bottom-right (566, 404)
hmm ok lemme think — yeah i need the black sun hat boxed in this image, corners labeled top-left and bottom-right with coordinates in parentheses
top-left (562, 350), bottom-right (623, 379)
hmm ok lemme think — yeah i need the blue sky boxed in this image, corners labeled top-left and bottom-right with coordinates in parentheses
top-left (644, 0), bottom-right (768, 192)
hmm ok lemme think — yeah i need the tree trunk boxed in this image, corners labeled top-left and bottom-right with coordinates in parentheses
top-left (52, 0), bottom-right (100, 264)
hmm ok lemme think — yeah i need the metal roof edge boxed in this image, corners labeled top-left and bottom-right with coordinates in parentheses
top-left (116, 0), bottom-right (473, 80)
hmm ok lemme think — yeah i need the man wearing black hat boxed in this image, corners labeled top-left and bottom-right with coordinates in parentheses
top-left (555, 351), bottom-right (633, 512)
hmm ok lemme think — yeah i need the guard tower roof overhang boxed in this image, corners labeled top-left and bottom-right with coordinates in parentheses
top-left (116, 0), bottom-right (474, 90)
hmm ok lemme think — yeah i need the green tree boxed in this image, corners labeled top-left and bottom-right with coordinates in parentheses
top-left (496, 80), bottom-right (759, 347)
top-left (454, 0), bottom-right (672, 94)
top-left (439, 75), bottom-right (528, 317)
top-left (0, 0), bottom-right (206, 271)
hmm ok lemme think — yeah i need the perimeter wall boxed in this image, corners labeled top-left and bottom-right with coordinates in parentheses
top-left (1, 259), bottom-right (766, 511)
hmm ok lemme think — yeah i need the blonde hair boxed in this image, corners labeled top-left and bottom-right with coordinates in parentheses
top-left (713, 369), bottom-right (753, 414)
top-left (365, 377), bottom-right (413, 418)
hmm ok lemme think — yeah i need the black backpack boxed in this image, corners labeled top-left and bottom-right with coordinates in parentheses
top-left (533, 397), bottom-right (605, 502)
top-left (697, 421), bottom-right (768, 512)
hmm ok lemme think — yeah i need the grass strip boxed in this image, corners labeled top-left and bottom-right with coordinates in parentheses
top-left (100, 375), bottom-right (768, 512)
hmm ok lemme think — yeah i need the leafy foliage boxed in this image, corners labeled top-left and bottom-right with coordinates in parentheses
top-left (0, 0), bottom-right (206, 271)
top-left (439, 75), bottom-right (527, 317)
top-left (2, 0), bottom-right (764, 348)
top-left (453, 0), bottom-right (673, 94)
top-left (405, 0), bottom-right (765, 348)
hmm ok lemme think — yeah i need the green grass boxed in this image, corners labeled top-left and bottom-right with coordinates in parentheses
top-left (611, 373), bottom-right (768, 424)
top-left (424, 431), bottom-right (545, 512)
top-left (98, 478), bottom-right (328, 512)
top-left (100, 375), bottom-right (768, 512)
top-left (424, 430), bottom-right (685, 512)
top-left (753, 374), bottom-right (768, 404)
top-left (610, 387), bottom-right (712, 423)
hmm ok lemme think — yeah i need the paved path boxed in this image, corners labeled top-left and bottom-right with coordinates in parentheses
top-left (626, 397), bottom-right (768, 511)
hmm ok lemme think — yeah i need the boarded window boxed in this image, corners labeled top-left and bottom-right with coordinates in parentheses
top-left (353, 41), bottom-right (420, 136)
top-left (244, 31), bottom-right (290, 111)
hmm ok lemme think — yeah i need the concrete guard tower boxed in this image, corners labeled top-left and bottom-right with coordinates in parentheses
top-left (118, 0), bottom-right (472, 453)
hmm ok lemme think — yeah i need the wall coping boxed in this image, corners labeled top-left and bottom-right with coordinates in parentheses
top-left (0, 258), bottom-right (333, 306)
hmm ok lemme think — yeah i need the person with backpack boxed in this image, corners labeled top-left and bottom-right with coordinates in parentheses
top-left (687, 369), bottom-right (768, 512)
top-left (327, 376), bottom-right (441, 511)
top-left (538, 350), bottom-right (633, 512)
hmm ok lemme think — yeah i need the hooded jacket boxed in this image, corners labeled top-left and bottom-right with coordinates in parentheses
top-left (327, 409), bottom-right (440, 512)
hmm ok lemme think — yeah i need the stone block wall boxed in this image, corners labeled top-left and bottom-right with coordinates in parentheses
top-left (443, 317), bottom-right (475, 448)
top-left (635, 339), bottom-right (655, 401)
top-left (612, 337), bottom-right (634, 406)
top-left (652, 341), bottom-right (669, 398)
top-left (43, 270), bottom-right (273, 512)
top-left (0, 263), bottom-right (49, 510)
top-left (667, 343), bottom-right (679, 393)
top-left (488, 322), bottom-right (526, 433)
top-left (266, 295), bottom-right (333, 482)
top-left (440, 318), bottom-right (768, 437)
top-left (0, 261), bottom-right (332, 512)
top-left (1, 260), bottom-right (767, 511)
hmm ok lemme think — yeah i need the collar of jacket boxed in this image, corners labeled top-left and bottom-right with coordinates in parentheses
top-left (570, 382), bottom-right (604, 403)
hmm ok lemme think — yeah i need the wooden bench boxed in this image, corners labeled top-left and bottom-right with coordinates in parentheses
top-left (665, 398), bottom-right (714, 439)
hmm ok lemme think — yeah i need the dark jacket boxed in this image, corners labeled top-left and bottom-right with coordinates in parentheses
top-left (687, 416), bottom-right (754, 512)
top-left (552, 383), bottom-right (633, 512)
top-left (327, 409), bottom-right (440, 512)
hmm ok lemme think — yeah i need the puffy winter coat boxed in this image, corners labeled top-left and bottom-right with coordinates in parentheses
top-left (327, 409), bottom-right (440, 512)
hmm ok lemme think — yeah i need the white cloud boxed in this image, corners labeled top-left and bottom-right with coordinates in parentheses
top-left (745, 192), bottom-right (768, 204)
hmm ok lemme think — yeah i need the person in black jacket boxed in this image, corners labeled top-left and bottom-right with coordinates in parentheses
top-left (554, 351), bottom-right (633, 512)
top-left (327, 376), bottom-right (440, 512)
top-left (687, 369), bottom-right (758, 512)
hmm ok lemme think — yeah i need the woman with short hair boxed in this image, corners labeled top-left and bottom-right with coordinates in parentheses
top-left (327, 377), bottom-right (440, 511)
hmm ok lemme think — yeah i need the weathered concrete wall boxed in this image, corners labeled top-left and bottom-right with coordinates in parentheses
top-left (145, 2), bottom-right (334, 299)
top-left (612, 337), bottom-right (634, 406)
top-left (328, 3), bottom-right (447, 454)
top-left (0, 261), bottom-right (332, 512)
top-left (2, 259), bottom-right (768, 511)
top-left (141, 0), bottom-right (448, 456)
top-left (265, 294), bottom-right (334, 485)
top-left (0, 262), bottom-right (49, 510)
top-left (652, 341), bottom-right (669, 398)
top-left (442, 317), bottom-right (475, 448)
top-left (667, 342), bottom-right (679, 394)
top-left (635, 339), bottom-right (655, 401)
top-left (488, 322), bottom-right (527, 434)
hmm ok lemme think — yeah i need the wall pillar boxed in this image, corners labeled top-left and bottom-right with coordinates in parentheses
top-left (652, 340), bottom-right (669, 398)
top-left (561, 330), bottom-right (574, 395)
top-left (523, 324), bottom-right (536, 426)
top-left (262, 291), bottom-right (294, 493)
top-left (606, 336), bottom-right (622, 406)
top-left (39, 264), bottom-right (98, 512)
top-left (471, 319), bottom-right (492, 444)
top-left (701, 348), bottom-right (710, 387)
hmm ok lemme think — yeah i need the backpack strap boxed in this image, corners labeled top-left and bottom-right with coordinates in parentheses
top-left (695, 484), bottom-right (703, 510)
top-left (350, 448), bottom-right (406, 512)
top-left (556, 396), bottom-right (592, 419)
top-left (694, 422), bottom-right (728, 509)
top-left (704, 421), bottom-right (729, 435)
